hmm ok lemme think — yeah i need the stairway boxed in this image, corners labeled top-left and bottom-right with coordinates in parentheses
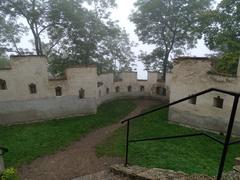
top-left (73, 157), bottom-right (240, 180)
top-left (110, 164), bottom-right (213, 180)
top-left (72, 170), bottom-right (129, 180)
top-left (234, 157), bottom-right (240, 172)
top-left (225, 157), bottom-right (240, 180)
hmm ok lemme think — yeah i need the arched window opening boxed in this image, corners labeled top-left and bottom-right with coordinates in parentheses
top-left (156, 87), bottom-right (166, 96)
top-left (106, 88), bottom-right (109, 94)
top-left (140, 85), bottom-right (145, 92)
top-left (79, 88), bottom-right (85, 99)
top-left (0, 79), bottom-right (7, 90)
top-left (156, 87), bottom-right (160, 95)
top-left (55, 86), bottom-right (62, 96)
top-left (162, 87), bottom-right (167, 96)
top-left (115, 86), bottom-right (120, 93)
top-left (29, 83), bottom-right (37, 94)
top-left (128, 86), bottom-right (132, 92)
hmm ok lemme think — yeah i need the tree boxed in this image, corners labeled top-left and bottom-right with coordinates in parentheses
top-left (0, 16), bottom-right (27, 55)
top-left (204, 0), bottom-right (240, 55)
top-left (47, 0), bottom-right (135, 75)
top-left (0, 0), bottom-right (135, 75)
top-left (203, 0), bottom-right (240, 75)
top-left (130, 0), bottom-right (212, 81)
top-left (0, 0), bottom-right (49, 55)
top-left (96, 28), bottom-right (136, 74)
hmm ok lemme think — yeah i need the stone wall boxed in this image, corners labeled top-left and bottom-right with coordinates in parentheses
top-left (168, 57), bottom-right (240, 135)
top-left (96, 71), bottom-right (168, 105)
top-left (0, 97), bottom-right (97, 125)
top-left (0, 55), bottom-right (168, 125)
top-left (0, 56), bottom-right (50, 101)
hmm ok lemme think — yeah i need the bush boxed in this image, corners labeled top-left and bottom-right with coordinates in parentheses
top-left (0, 168), bottom-right (18, 180)
top-left (0, 57), bottom-right (10, 69)
top-left (213, 53), bottom-right (239, 76)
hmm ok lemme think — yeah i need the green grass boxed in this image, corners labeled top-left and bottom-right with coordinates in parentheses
top-left (96, 108), bottom-right (240, 176)
top-left (0, 99), bottom-right (136, 168)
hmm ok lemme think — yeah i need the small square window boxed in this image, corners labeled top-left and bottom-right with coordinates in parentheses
top-left (0, 79), bottom-right (7, 90)
top-left (140, 86), bottom-right (144, 92)
top-left (213, 96), bottom-right (224, 109)
top-left (156, 87), bottom-right (166, 96)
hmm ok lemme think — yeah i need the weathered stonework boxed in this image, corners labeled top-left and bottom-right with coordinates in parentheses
top-left (0, 56), bottom-right (168, 124)
top-left (111, 164), bottom-right (214, 180)
top-left (167, 57), bottom-right (240, 136)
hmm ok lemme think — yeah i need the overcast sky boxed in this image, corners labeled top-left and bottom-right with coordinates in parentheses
top-left (20, 0), bottom-right (220, 79)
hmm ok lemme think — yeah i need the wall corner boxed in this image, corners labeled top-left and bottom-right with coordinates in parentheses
top-left (237, 56), bottom-right (240, 77)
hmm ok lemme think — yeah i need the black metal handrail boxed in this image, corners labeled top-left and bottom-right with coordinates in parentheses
top-left (121, 88), bottom-right (240, 180)
top-left (0, 146), bottom-right (8, 156)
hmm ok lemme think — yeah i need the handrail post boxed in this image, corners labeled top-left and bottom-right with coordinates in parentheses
top-left (217, 95), bottom-right (239, 180)
top-left (125, 120), bottom-right (130, 166)
top-left (0, 147), bottom-right (8, 174)
top-left (0, 149), bottom-right (4, 174)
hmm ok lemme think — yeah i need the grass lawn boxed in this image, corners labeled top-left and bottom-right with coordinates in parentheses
top-left (0, 99), bottom-right (136, 168)
top-left (96, 108), bottom-right (240, 176)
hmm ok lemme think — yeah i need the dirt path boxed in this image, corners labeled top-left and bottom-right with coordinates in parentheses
top-left (18, 99), bottom-right (163, 180)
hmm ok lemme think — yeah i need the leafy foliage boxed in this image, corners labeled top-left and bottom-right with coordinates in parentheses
top-left (202, 0), bottom-right (240, 75)
top-left (0, 0), bottom-right (135, 75)
top-left (0, 56), bottom-right (10, 69)
top-left (0, 0), bottom-right (49, 55)
top-left (47, 0), bottom-right (135, 75)
top-left (0, 168), bottom-right (18, 180)
top-left (211, 53), bottom-right (239, 76)
top-left (203, 0), bottom-right (240, 54)
top-left (139, 48), bottom-right (172, 72)
top-left (0, 17), bottom-right (27, 55)
top-left (131, 0), bottom-right (212, 81)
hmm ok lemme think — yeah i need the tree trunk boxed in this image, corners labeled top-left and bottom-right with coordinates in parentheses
top-left (162, 52), bottom-right (169, 82)
top-left (33, 33), bottom-right (40, 55)
top-left (162, 57), bottom-right (167, 82)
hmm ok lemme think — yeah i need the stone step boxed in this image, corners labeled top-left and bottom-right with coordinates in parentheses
top-left (110, 164), bottom-right (213, 180)
top-left (72, 170), bottom-right (129, 180)
top-left (222, 170), bottom-right (240, 180)
top-left (236, 157), bottom-right (240, 166)
top-left (233, 165), bottom-right (240, 173)
top-left (72, 165), bottom-right (240, 180)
